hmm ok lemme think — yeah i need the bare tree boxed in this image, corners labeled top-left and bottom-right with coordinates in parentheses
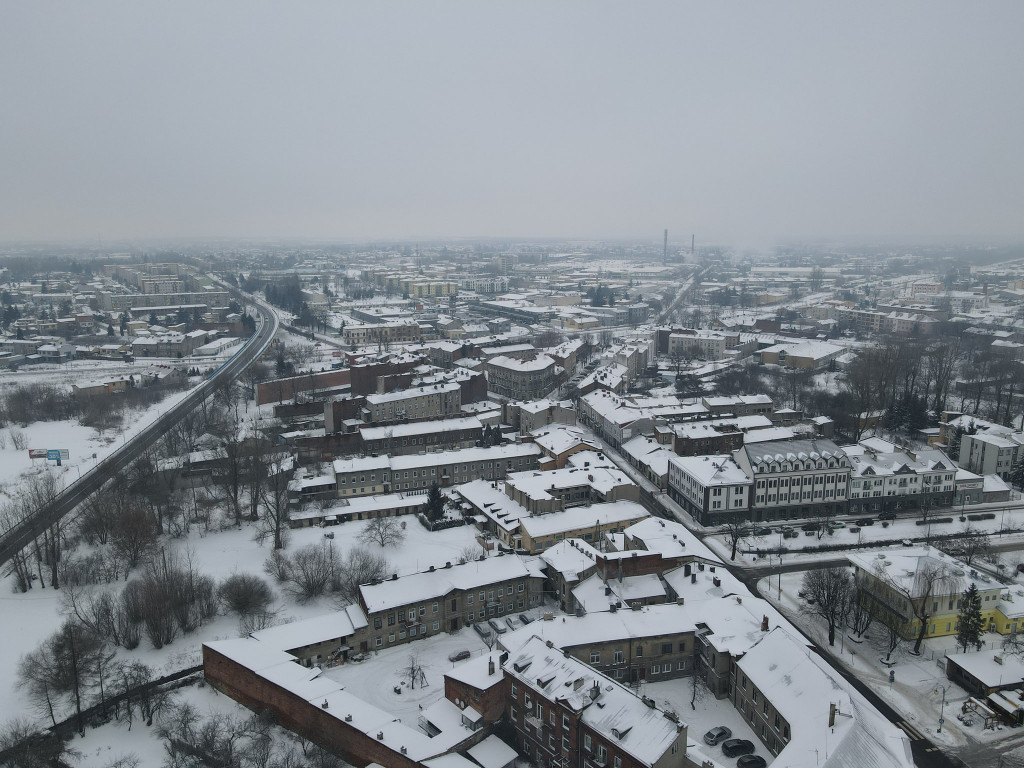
top-left (874, 558), bottom-right (962, 655)
top-left (402, 654), bottom-right (428, 690)
top-left (0, 716), bottom-right (79, 767)
top-left (799, 567), bottom-right (852, 647)
top-left (360, 517), bottom-right (407, 548)
top-left (846, 585), bottom-right (874, 639)
top-left (334, 546), bottom-right (390, 605)
top-left (722, 522), bottom-right (751, 561)
top-left (938, 526), bottom-right (992, 566)
top-left (218, 572), bottom-right (274, 617)
top-left (255, 453), bottom-right (292, 550)
top-left (271, 541), bottom-right (339, 602)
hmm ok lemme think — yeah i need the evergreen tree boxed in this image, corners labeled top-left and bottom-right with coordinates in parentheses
top-left (956, 583), bottom-right (984, 652)
top-left (1010, 456), bottom-right (1024, 491)
top-left (948, 425), bottom-right (964, 461)
top-left (423, 483), bottom-right (446, 523)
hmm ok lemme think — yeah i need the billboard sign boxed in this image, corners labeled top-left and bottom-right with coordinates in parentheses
top-left (28, 448), bottom-right (47, 459)
top-left (45, 449), bottom-right (70, 461)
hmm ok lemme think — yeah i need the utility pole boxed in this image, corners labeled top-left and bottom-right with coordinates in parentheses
top-left (663, 229), bottom-right (668, 265)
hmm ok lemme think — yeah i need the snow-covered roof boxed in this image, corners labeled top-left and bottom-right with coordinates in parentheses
top-left (466, 735), bottom-right (518, 768)
top-left (359, 554), bottom-right (537, 614)
top-left (504, 636), bottom-right (685, 766)
top-left (518, 500), bottom-right (649, 539)
top-left (572, 571), bottom-right (666, 611)
top-left (734, 627), bottom-right (912, 768)
top-left (505, 464), bottom-right (634, 503)
top-left (444, 652), bottom-right (507, 693)
top-left (359, 416), bottom-right (481, 441)
top-left (250, 605), bottom-right (368, 652)
top-left (499, 604), bottom-right (698, 654)
top-left (668, 454), bottom-right (751, 487)
top-left (333, 443), bottom-right (541, 476)
top-left (848, 546), bottom-right (1005, 598)
top-left (622, 517), bottom-right (721, 564)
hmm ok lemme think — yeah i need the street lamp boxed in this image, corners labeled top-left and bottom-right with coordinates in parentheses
top-left (934, 684), bottom-right (951, 732)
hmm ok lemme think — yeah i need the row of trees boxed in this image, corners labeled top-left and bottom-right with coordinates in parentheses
top-left (801, 562), bottom-right (986, 659)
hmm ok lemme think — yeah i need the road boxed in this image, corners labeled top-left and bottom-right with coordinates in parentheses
top-left (0, 299), bottom-right (279, 567)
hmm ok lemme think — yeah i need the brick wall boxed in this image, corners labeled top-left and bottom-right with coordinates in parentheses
top-left (203, 645), bottom-right (422, 768)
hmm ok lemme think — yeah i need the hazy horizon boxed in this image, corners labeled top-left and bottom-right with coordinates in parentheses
top-left (3, 2), bottom-right (1023, 247)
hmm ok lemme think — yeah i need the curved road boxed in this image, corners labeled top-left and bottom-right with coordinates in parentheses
top-left (0, 300), bottom-right (279, 567)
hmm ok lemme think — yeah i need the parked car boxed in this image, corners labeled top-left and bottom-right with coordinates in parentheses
top-left (736, 756), bottom-right (767, 768)
top-left (878, 511), bottom-right (897, 520)
top-left (754, 527), bottom-right (772, 536)
top-left (800, 523), bottom-right (820, 532)
top-left (703, 726), bottom-right (732, 746)
top-left (519, 613), bottom-right (533, 625)
top-left (857, 517), bottom-right (874, 526)
top-left (722, 739), bottom-right (756, 758)
top-left (473, 623), bottom-right (493, 640)
top-left (448, 649), bottom-right (471, 663)
top-left (505, 616), bottom-right (518, 631)
top-left (487, 618), bottom-right (507, 635)
top-left (830, 521), bottom-right (846, 528)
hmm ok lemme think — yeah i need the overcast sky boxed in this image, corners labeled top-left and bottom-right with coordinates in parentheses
top-left (2, 2), bottom-right (1022, 247)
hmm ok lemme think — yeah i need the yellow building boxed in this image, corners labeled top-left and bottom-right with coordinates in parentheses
top-left (850, 547), bottom-right (1011, 642)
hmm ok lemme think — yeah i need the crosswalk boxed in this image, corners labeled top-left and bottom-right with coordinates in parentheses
top-left (896, 720), bottom-right (926, 741)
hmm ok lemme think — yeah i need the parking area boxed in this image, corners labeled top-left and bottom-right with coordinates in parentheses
top-left (642, 679), bottom-right (774, 766)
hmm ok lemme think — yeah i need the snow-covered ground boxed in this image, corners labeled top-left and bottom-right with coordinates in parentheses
top-left (0, 513), bottom-right (482, 727)
top-left (760, 569), bottom-right (1024, 758)
top-left (641, 678), bottom-right (774, 766)
top-left (0, 386), bottom-right (194, 501)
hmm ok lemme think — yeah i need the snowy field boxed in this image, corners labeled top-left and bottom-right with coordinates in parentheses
top-left (0, 386), bottom-right (191, 503)
top-left (0, 511), bottom-right (483, 727)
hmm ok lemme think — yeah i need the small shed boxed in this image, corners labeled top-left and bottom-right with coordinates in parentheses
top-left (467, 735), bottom-right (519, 768)
top-left (946, 652), bottom-right (1024, 697)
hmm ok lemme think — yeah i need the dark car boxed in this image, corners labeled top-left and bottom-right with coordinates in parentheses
top-left (448, 649), bottom-right (471, 662)
top-left (800, 523), bottom-right (820, 532)
top-left (858, 517), bottom-right (875, 526)
top-left (703, 726), bottom-right (732, 746)
top-left (878, 511), bottom-right (897, 520)
top-left (722, 739), bottom-right (756, 758)
top-left (754, 526), bottom-right (772, 536)
top-left (736, 756), bottom-right (766, 768)
top-left (519, 613), bottom-right (533, 625)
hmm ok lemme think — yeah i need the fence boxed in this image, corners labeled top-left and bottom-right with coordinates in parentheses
top-left (0, 664), bottom-right (203, 765)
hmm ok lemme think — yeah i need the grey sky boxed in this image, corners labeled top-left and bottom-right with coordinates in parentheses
top-left (2, 2), bottom-right (1022, 246)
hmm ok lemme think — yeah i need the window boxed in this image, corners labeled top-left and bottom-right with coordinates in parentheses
top-left (375, 637), bottom-right (382, 647)
top-left (614, 650), bottom-right (623, 663)
top-left (432, 621), bottom-right (439, 631)
top-left (433, 601), bottom-right (438, 613)
top-left (563, 714), bottom-right (570, 730)
top-left (614, 758), bottom-right (622, 768)
top-left (584, 735), bottom-right (592, 752)
top-left (511, 682), bottom-right (517, 698)
top-left (388, 613), bottom-right (396, 626)
top-left (661, 643), bottom-right (672, 654)
top-left (388, 633), bottom-right (395, 643)
top-left (374, 617), bottom-right (382, 629)
top-left (468, 594), bottom-right (474, 604)
top-left (591, 651), bottom-right (601, 664)
top-left (636, 646), bottom-right (643, 657)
